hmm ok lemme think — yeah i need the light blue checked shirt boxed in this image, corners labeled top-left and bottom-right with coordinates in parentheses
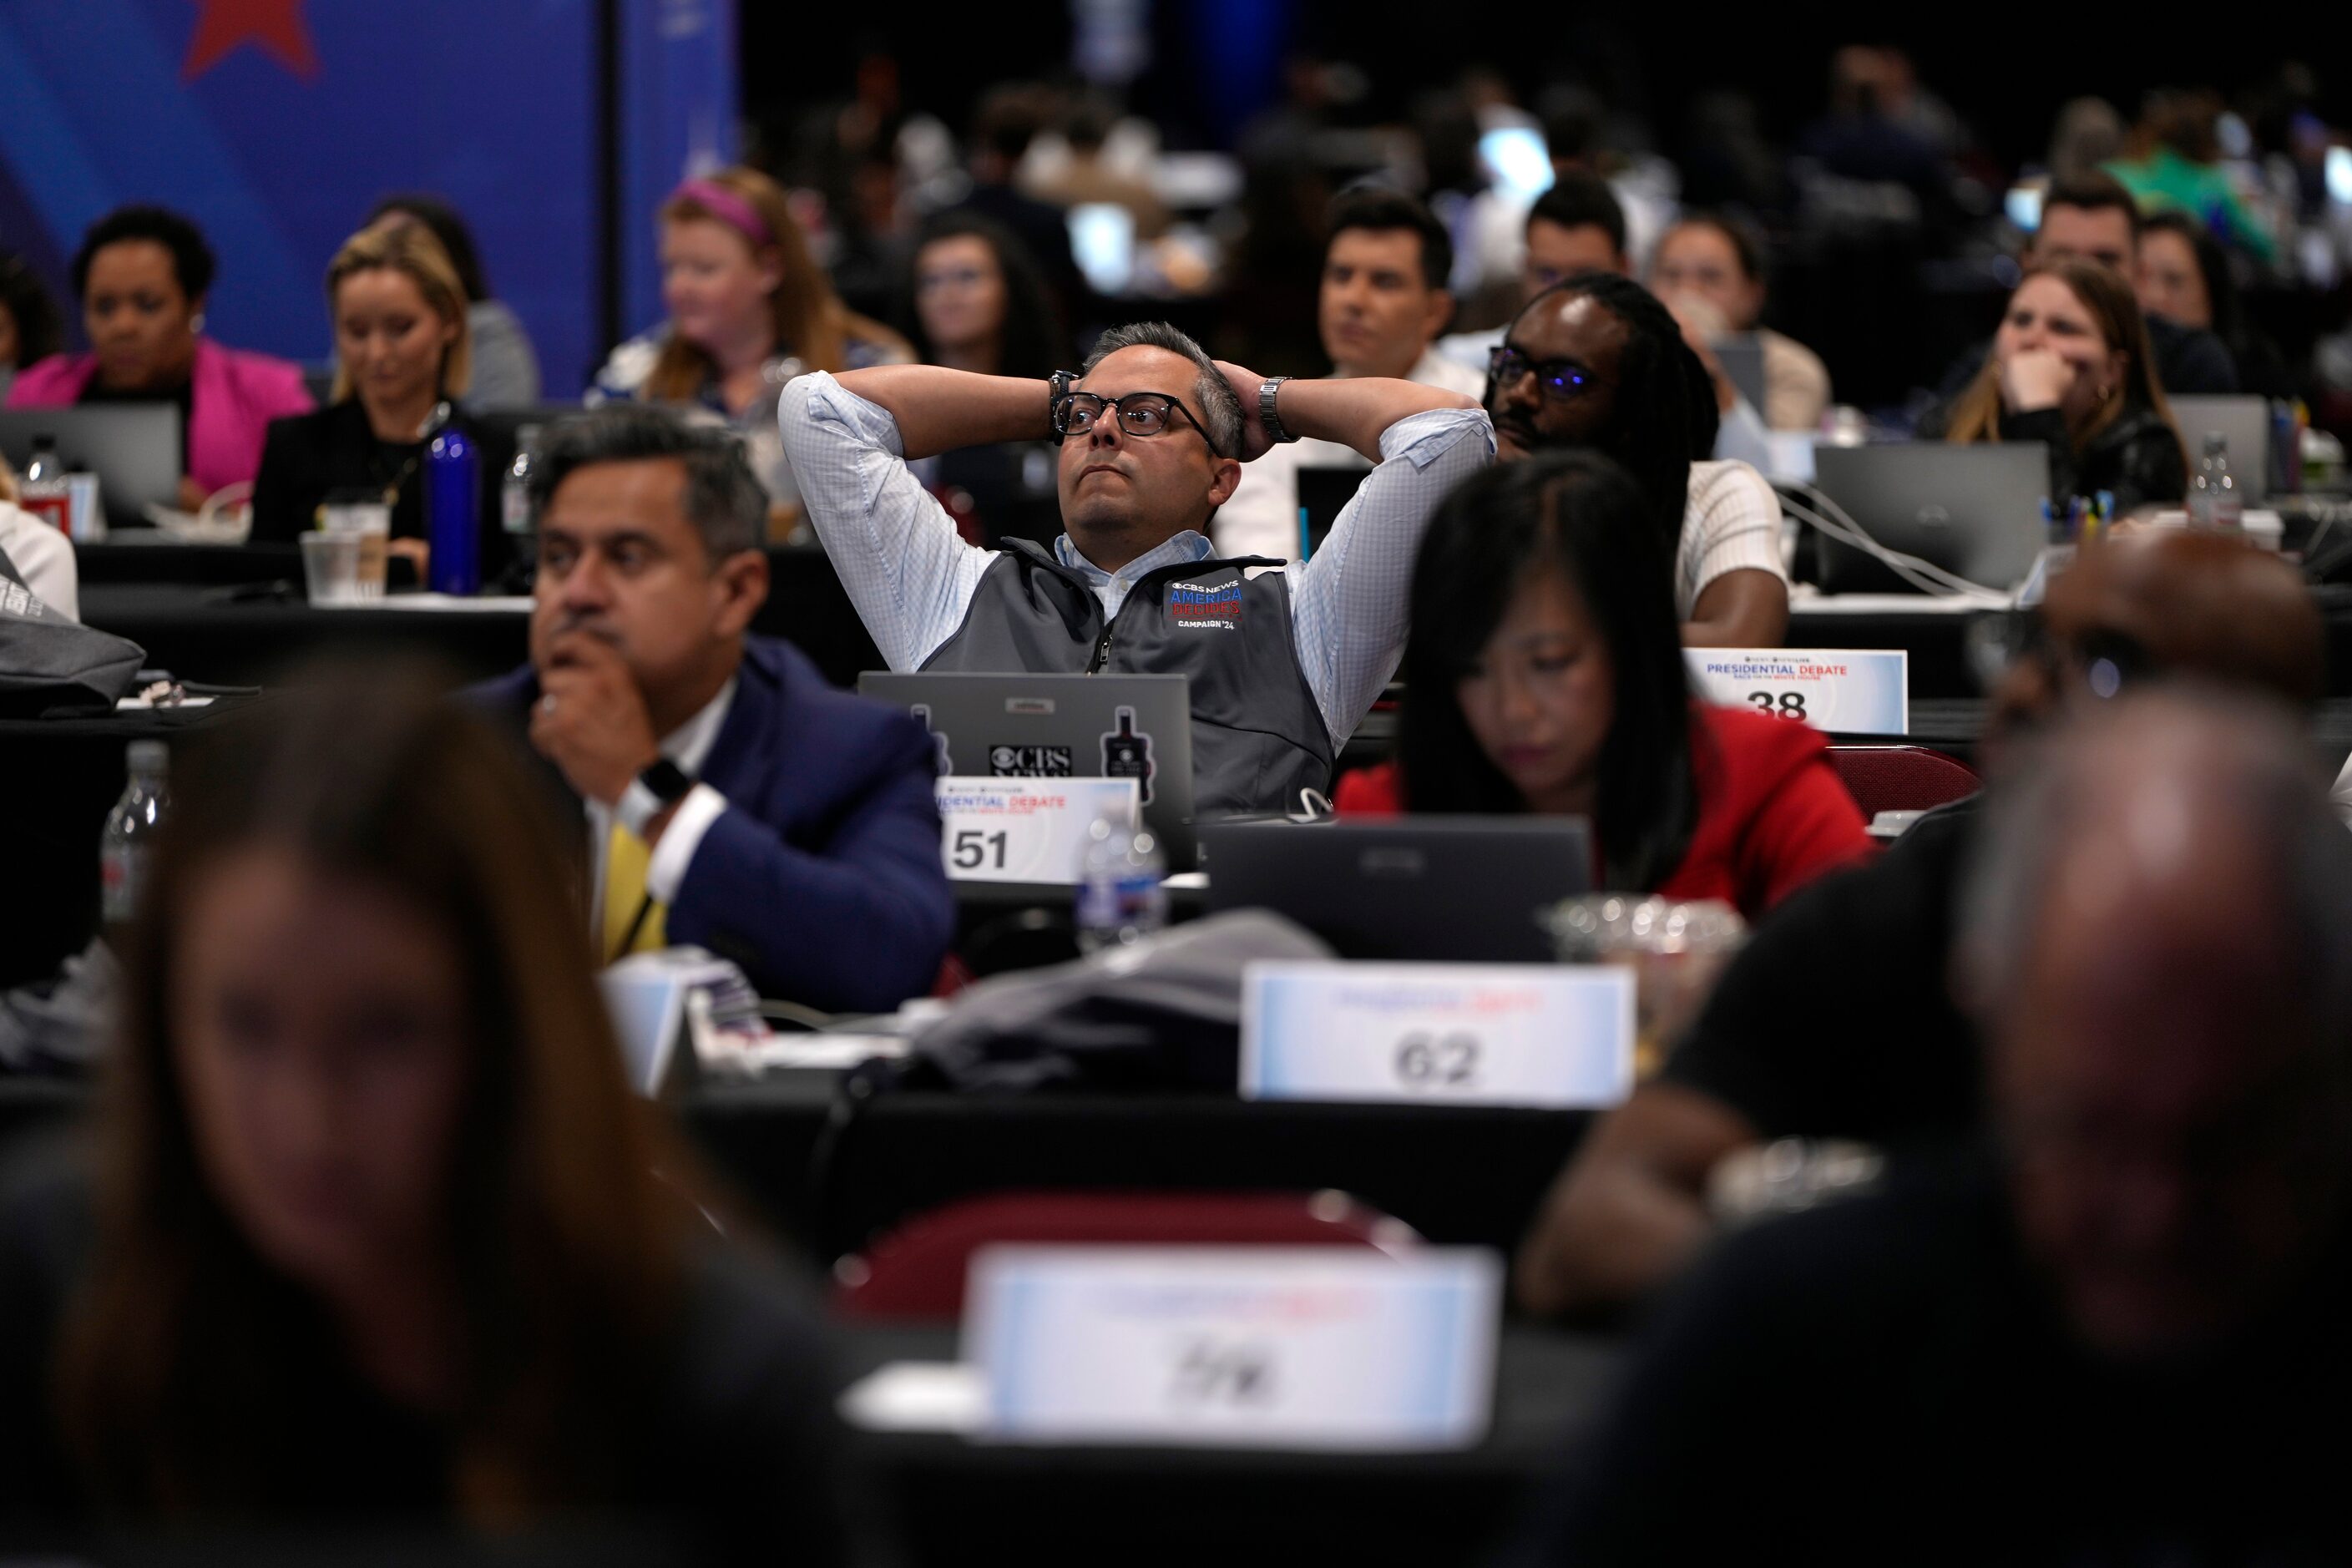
top-left (779, 372), bottom-right (1494, 746)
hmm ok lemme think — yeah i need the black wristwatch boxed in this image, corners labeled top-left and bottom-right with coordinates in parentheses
top-left (1260, 376), bottom-right (1298, 443)
top-left (620, 757), bottom-right (695, 837)
top-left (1047, 369), bottom-right (1076, 441)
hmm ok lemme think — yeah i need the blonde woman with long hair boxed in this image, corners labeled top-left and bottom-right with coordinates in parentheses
top-left (1925, 256), bottom-right (2187, 517)
top-left (250, 220), bottom-right (517, 579)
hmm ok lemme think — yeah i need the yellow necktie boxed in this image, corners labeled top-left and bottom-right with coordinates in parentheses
top-left (602, 821), bottom-right (668, 962)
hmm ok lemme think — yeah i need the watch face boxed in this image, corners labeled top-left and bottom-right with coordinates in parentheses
top-left (642, 759), bottom-right (694, 803)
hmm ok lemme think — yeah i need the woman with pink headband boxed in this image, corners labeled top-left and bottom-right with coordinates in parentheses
top-left (591, 164), bottom-right (908, 531)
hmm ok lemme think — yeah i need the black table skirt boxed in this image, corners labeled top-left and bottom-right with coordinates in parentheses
top-left (0, 1070), bottom-right (1590, 1272)
top-left (841, 1321), bottom-right (1613, 1568)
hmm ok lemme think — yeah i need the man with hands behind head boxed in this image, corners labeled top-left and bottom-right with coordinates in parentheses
top-left (473, 405), bottom-right (953, 1014)
top-left (781, 319), bottom-right (1490, 815)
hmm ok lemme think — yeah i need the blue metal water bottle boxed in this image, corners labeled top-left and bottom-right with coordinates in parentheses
top-left (426, 425), bottom-right (480, 595)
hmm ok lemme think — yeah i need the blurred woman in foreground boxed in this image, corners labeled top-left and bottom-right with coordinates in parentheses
top-left (0, 672), bottom-right (864, 1561)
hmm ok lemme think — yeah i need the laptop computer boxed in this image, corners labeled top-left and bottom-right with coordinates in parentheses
top-left (2168, 395), bottom-right (2269, 503)
top-left (0, 406), bottom-right (181, 529)
top-left (858, 670), bottom-right (1199, 868)
top-left (1295, 463), bottom-right (1368, 561)
top-left (1201, 816), bottom-right (1594, 963)
top-left (1810, 441), bottom-right (2049, 595)
top-left (1713, 334), bottom-right (1769, 414)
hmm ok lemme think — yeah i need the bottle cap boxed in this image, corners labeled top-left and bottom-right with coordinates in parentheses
top-left (127, 739), bottom-right (168, 772)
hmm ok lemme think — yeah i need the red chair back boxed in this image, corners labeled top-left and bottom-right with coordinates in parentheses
top-left (834, 1189), bottom-right (1419, 1321)
top-left (1826, 745), bottom-right (1981, 819)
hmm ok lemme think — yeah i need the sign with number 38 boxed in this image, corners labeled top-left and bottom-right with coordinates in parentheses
top-left (1682, 649), bottom-right (1909, 736)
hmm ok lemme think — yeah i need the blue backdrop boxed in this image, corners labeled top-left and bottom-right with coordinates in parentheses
top-left (0, 0), bottom-right (735, 399)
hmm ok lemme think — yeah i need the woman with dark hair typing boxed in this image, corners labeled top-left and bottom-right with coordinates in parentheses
top-left (1925, 255), bottom-right (2186, 516)
top-left (0, 673), bottom-right (867, 1561)
top-left (1337, 453), bottom-right (1870, 919)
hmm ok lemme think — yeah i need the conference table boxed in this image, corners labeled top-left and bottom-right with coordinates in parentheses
top-left (71, 536), bottom-right (2352, 705)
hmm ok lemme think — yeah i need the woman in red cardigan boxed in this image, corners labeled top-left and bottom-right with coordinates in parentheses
top-left (1337, 452), bottom-right (1872, 922)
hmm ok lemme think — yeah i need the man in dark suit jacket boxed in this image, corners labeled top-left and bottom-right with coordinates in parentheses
top-left (471, 404), bottom-right (953, 1013)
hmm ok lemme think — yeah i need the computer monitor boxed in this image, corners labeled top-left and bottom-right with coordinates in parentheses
top-left (1713, 334), bottom-right (1769, 414)
top-left (0, 406), bottom-right (182, 529)
top-left (858, 670), bottom-right (1198, 868)
top-left (1809, 442), bottom-right (2049, 595)
top-left (2168, 396), bottom-right (2270, 503)
top-left (1201, 816), bottom-right (1594, 963)
top-left (1295, 464), bottom-right (1368, 561)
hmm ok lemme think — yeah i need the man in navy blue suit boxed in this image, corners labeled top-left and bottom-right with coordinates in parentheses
top-left (473, 405), bottom-right (953, 1013)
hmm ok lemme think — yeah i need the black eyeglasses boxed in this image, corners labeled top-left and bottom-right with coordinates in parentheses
top-left (1053, 390), bottom-right (1216, 450)
top-left (1488, 344), bottom-right (1596, 402)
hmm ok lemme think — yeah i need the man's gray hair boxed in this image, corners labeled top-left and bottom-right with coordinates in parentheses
top-left (527, 404), bottom-right (766, 563)
top-left (1080, 320), bottom-right (1242, 459)
top-left (1958, 684), bottom-right (2352, 1047)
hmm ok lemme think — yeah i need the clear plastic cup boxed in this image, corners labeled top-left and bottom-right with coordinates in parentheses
top-left (1542, 895), bottom-right (1748, 1079)
top-left (318, 497), bottom-right (391, 599)
top-left (300, 531), bottom-right (366, 605)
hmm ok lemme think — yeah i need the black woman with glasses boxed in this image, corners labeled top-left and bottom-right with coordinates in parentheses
top-left (1485, 271), bottom-right (1788, 648)
top-left (781, 318), bottom-right (1490, 816)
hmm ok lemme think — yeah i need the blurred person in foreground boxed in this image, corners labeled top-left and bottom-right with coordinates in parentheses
top-left (367, 192), bottom-right (545, 410)
top-left (1514, 688), bottom-right (2352, 1562)
top-left (0, 673), bottom-right (870, 1560)
top-left (1336, 453), bottom-right (1869, 921)
top-left (1517, 529), bottom-right (2324, 1318)
top-left (1938, 172), bottom-right (2237, 399)
top-left (781, 320), bottom-right (1489, 817)
top-left (472, 406), bottom-right (953, 1012)
top-left (6, 205), bottom-right (312, 509)
top-left (593, 166), bottom-right (911, 526)
top-left (1925, 256), bottom-right (2186, 518)
top-left (895, 210), bottom-right (1066, 548)
top-left (1485, 273), bottom-right (1788, 647)
top-left (1214, 189), bottom-right (1488, 563)
top-left (1436, 172), bottom-right (1630, 374)
top-left (250, 220), bottom-right (515, 582)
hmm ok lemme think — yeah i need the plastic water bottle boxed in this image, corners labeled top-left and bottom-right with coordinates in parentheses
top-left (2188, 432), bottom-right (2242, 534)
top-left (1075, 814), bottom-right (1168, 953)
top-left (18, 435), bottom-right (70, 534)
top-left (502, 424), bottom-right (540, 536)
top-left (100, 741), bottom-right (169, 927)
top-left (426, 424), bottom-right (481, 594)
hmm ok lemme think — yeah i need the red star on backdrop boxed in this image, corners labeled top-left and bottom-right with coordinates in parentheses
top-left (181, 0), bottom-right (319, 82)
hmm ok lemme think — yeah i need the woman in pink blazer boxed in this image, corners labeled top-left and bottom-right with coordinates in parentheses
top-left (6, 205), bottom-right (311, 508)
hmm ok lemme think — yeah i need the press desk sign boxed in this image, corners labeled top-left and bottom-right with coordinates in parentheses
top-left (1682, 649), bottom-right (1909, 735)
top-left (964, 1245), bottom-right (1501, 1450)
top-left (933, 776), bottom-right (1138, 883)
top-left (1239, 961), bottom-right (1635, 1110)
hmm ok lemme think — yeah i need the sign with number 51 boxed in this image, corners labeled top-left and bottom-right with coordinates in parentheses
top-left (1683, 648), bottom-right (1909, 736)
top-left (933, 776), bottom-right (1139, 884)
